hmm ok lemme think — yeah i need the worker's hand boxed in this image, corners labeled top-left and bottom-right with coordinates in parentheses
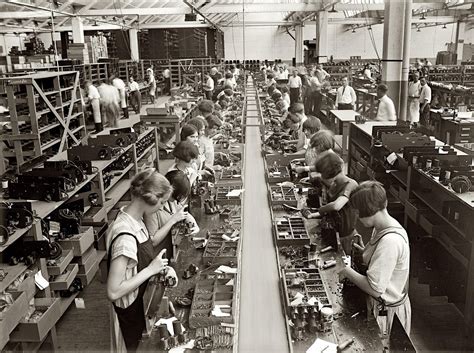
top-left (295, 166), bottom-right (308, 174)
top-left (148, 249), bottom-right (169, 275)
top-left (338, 267), bottom-right (348, 283)
top-left (164, 266), bottom-right (178, 287)
top-left (199, 169), bottom-right (212, 178)
top-left (352, 234), bottom-right (365, 252)
top-left (171, 206), bottom-right (188, 225)
top-left (204, 165), bottom-right (215, 175)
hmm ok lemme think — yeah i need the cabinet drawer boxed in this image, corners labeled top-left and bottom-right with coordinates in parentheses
top-left (0, 291), bottom-right (29, 337)
top-left (47, 249), bottom-right (73, 276)
top-left (405, 199), bottom-right (428, 223)
top-left (58, 226), bottom-right (94, 256)
top-left (10, 298), bottom-right (61, 342)
top-left (77, 247), bottom-right (97, 275)
top-left (419, 212), bottom-right (449, 235)
top-left (17, 273), bottom-right (37, 301)
top-left (49, 264), bottom-right (79, 291)
top-left (76, 251), bottom-right (102, 287)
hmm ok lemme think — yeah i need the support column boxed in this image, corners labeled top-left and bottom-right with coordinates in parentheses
top-left (316, 10), bottom-right (328, 63)
top-left (129, 28), bottom-right (139, 62)
top-left (381, 0), bottom-right (411, 122)
top-left (71, 17), bottom-right (84, 44)
top-left (455, 21), bottom-right (467, 63)
top-left (295, 25), bottom-right (304, 65)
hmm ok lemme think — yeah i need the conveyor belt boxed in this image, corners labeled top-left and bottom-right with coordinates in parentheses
top-left (238, 78), bottom-right (290, 352)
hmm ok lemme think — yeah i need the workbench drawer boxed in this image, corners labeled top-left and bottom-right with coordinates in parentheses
top-left (419, 212), bottom-right (449, 236)
top-left (77, 247), bottom-right (97, 274)
top-left (10, 298), bottom-right (61, 342)
top-left (58, 226), bottom-right (94, 256)
top-left (50, 264), bottom-right (79, 291)
top-left (76, 251), bottom-right (102, 286)
top-left (405, 199), bottom-right (428, 223)
top-left (47, 249), bottom-right (74, 276)
top-left (0, 291), bottom-right (28, 337)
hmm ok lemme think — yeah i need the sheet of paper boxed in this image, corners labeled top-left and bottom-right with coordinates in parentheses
top-left (306, 338), bottom-right (338, 353)
top-left (226, 189), bottom-right (244, 197)
top-left (215, 265), bottom-right (237, 274)
top-left (154, 317), bottom-right (186, 336)
top-left (169, 340), bottom-right (195, 353)
top-left (34, 271), bottom-right (49, 290)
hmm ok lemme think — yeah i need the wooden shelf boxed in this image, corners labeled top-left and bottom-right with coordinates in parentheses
top-left (104, 163), bottom-right (133, 193)
top-left (39, 123), bottom-right (60, 134)
top-left (0, 263), bottom-right (28, 292)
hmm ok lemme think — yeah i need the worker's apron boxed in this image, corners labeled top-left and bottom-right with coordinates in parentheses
top-left (407, 97), bottom-right (420, 123)
top-left (119, 89), bottom-right (127, 109)
top-left (359, 227), bottom-right (411, 341)
top-left (91, 98), bottom-right (101, 124)
top-left (108, 233), bottom-right (154, 352)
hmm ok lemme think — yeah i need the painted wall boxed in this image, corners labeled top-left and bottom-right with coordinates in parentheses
top-left (223, 22), bottom-right (471, 62)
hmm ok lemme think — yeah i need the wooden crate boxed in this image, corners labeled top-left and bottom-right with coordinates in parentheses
top-left (0, 291), bottom-right (28, 337)
top-left (49, 264), bottom-right (79, 291)
top-left (57, 226), bottom-right (94, 256)
top-left (47, 249), bottom-right (73, 276)
top-left (10, 298), bottom-right (61, 342)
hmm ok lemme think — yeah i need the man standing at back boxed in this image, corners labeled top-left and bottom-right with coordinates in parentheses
top-left (375, 84), bottom-right (397, 121)
top-left (419, 77), bottom-right (432, 127)
top-left (288, 69), bottom-right (302, 105)
top-left (335, 77), bottom-right (357, 110)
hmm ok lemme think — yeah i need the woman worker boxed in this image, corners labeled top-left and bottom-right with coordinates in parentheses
top-left (168, 141), bottom-right (200, 188)
top-left (339, 181), bottom-right (411, 343)
top-left (304, 151), bottom-right (358, 254)
top-left (107, 169), bottom-right (179, 352)
top-left (144, 170), bottom-right (199, 259)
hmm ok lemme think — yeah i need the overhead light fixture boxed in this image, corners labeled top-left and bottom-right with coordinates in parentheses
top-left (92, 20), bottom-right (99, 26)
top-left (368, 25), bottom-right (372, 31)
top-left (442, 23), bottom-right (447, 29)
top-left (417, 26), bottom-right (421, 32)
top-left (328, 5), bottom-right (337, 13)
top-left (420, 13), bottom-right (426, 20)
top-left (352, 26), bottom-right (356, 33)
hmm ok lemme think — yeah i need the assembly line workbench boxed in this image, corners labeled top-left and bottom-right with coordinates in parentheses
top-left (270, 192), bottom-right (384, 352)
top-left (329, 110), bottom-right (359, 156)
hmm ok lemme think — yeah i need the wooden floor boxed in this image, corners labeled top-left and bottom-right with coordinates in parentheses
top-left (54, 95), bottom-right (474, 352)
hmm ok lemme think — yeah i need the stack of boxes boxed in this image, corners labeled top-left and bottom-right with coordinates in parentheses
top-left (67, 43), bottom-right (90, 64)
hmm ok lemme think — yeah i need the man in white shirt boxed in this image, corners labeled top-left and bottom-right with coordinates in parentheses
top-left (85, 81), bottom-right (102, 132)
top-left (111, 75), bottom-right (128, 119)
top-left (98, 81), bottom-right (120, 128)
top-left (288, 70), bottom-right (302, 105)
top-left (203, 72), bottom-right (214, 100)
top-left (128, 76), bottom-right (141, 114)
top-left (315, 64), bottom-right (330, 85)
top-left (162, 68), bottom-right (171, 95)
top-left (307, 69), bottom-right (322, 115)
top-left (419, 77), bottom-right (432, 126)
top-left (335, 77), bottom-right (357, 110)
top-left (375, 84), bottom-right (397, 121)
top-left (407, 72), bottom-right (421, 123)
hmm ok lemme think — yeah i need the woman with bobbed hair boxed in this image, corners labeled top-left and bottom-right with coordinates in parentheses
top-left (169, 140), bottom-right (200, 187)
top-left (144, 170), bottom-right (199, 260)
top-left (107, 168), bottom-right (179, 352)
top-left (340, 181), bottom-right (411, 344)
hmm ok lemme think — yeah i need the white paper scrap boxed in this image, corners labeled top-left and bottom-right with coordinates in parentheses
top-left (306, 338), bottom-right (338, 353)
top-left (226, 189), bottom-right (244, 197)
top-left (215, 265), bottom-right (237, 274)
top-left (169, 340), bottom-right (195, 353)
top-left (154, 317), bottom-right (186, 336)
top-left (34, 271), bottom-right (49, 290)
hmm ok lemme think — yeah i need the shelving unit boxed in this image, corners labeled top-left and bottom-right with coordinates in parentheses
top-left (0, 71), bottom-right (86, 174)
top-left (0, 123), bottom-right (158, 350)
top-left (347, 120), bottom-right (474, 328)
top-left (427, 65), bottom-right (464, 83)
